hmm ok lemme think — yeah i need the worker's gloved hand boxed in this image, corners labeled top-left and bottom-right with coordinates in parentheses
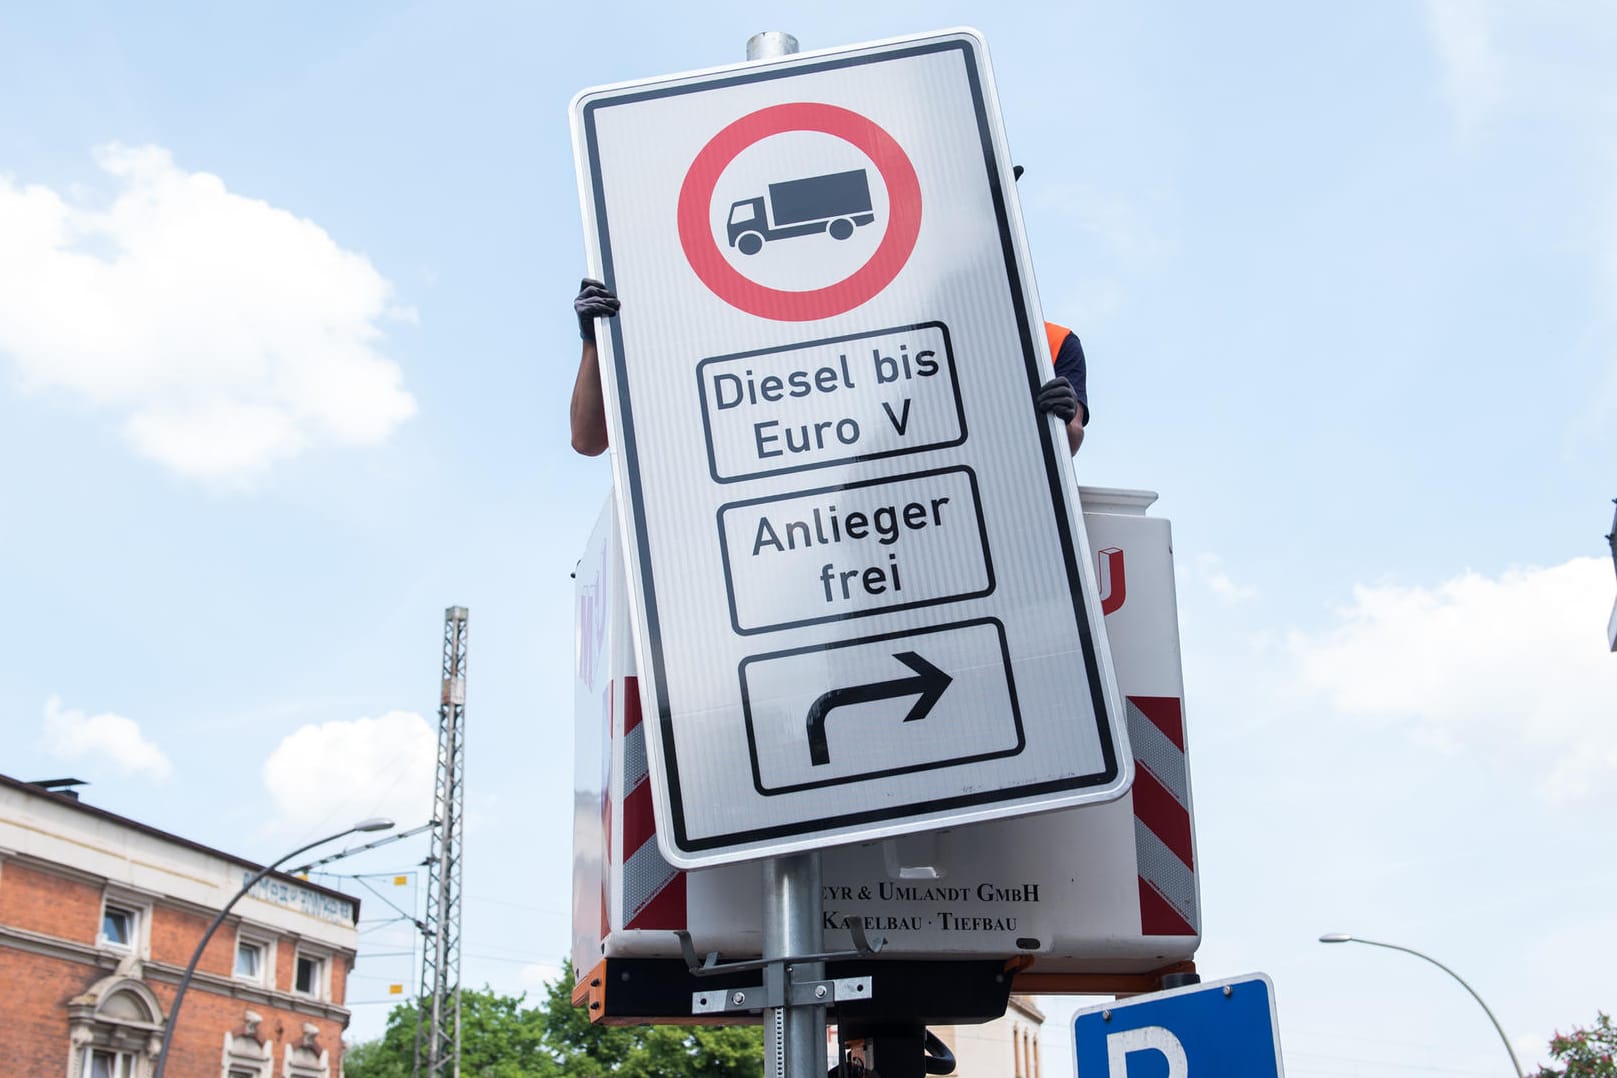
top-left (1035, 376), bottom-right (1079, 423)
top-left (575, 278), bottom-right (620, 342)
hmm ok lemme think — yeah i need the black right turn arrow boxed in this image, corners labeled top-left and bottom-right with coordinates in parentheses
top-left (806, 651), bottom-right (953, 767)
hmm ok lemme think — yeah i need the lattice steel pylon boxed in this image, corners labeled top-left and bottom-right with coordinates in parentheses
top-left (415, 606), bottom-right (467, 1078)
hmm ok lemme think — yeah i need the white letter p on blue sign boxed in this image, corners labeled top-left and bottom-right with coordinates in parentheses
top-left (1107, 1027), bottom-right (1188, 1078)
top-left (1073, 975), bottom-right (1285, 1077)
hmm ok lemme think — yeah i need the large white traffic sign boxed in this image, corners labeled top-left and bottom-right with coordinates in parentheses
top-left (571, 28), bottom-right (1129, 867)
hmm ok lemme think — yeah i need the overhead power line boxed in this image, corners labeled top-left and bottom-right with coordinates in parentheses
top-left (290, 820), bottom-right (437, 874)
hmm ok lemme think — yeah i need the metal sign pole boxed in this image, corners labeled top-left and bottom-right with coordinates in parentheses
top-left (745, 30), bottom-right (799, 62)
top-left (763, 853), bottom-right (826, 1078)
top-left (745, 31), bottom-right (822, 1078)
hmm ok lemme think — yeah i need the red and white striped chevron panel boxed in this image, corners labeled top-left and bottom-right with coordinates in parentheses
top-left (1127, 695), bottom-right (1196, 936)
top-left (618, 676), bottom-right (686, 930)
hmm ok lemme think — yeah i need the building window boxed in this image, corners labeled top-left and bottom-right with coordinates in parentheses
top-left (85, 1048), bottom-right (137, 1078)
top-left (100, 905), bottom-right (135, 949)
top-left (98, 891), bottom-right (151, 957)
top-left (294, 953), bottom-right (325, 998)
top-left (67, 976), bottom-right (163, 1078)
top-left (235, 940), bottom-right (263, 981)
top-left (234, 931), bottom-right (275, 988)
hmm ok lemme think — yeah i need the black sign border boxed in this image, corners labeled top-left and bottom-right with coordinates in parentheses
top-left (581, 35), bottom-right (1121, 856)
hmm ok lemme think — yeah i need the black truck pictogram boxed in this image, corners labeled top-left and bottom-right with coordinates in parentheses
top-left (726, 170), bottom-right (876, 255)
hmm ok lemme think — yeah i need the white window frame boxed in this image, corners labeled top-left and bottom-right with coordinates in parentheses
top-left (97, 889), bottom-right (151, 958)
top-left (66, 978), bottom-right (164, 1078)
top-left (81, 1046), bottom-right (140, 1078)
top-left (291, 948), bottom-right (330, 1001)
top-left (99, 906), bottom-right (136, 951)
top-left (232, 928), bottom-right (275, 988)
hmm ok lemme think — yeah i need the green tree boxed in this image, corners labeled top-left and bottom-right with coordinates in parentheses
top-left (345, 986), bottom-right (555, 1078)
top-left (1533, 1013), bottom-right (1617, 1078)
top-left (344, 962), bottom-right (762, 1078)
top-left (340, 1038), bottom-right (409, 1078)
top-left (536, 965), bottom-right (762, 1078)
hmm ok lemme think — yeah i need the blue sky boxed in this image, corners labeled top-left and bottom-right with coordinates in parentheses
top-left (2, 2), bottom-right (1614, 1075)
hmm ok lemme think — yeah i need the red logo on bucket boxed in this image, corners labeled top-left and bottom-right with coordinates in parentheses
top-left (1098, 547), bottom-right (1126, 615)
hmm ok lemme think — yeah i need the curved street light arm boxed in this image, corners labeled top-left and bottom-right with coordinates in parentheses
top-left (153, 822), bottom-right (387, 1078)
top-left (1339, 936), bottom-right (1525, 1078)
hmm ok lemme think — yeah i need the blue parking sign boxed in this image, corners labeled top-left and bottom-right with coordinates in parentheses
top-left (1073, 974), bottom-right (1284, 1077)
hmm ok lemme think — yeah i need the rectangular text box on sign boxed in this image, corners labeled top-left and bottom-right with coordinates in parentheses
top-left (739, 618), bottom-right (1021, 796)
top-left (717, 466), bottom-right (993, 633)
top-left (697, 322), bottom-right (965, 482)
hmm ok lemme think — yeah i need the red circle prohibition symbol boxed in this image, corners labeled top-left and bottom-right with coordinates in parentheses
top-left (677, 102), bottom-right (922, 322)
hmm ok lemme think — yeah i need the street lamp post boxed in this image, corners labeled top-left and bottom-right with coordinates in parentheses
top-left (1319, 933), bottom-right (1525, 1078)
top-left (153, 818), bottom-right (395, 1078)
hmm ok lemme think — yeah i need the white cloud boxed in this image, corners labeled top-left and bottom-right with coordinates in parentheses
top-left (261, 711), bottom-right (435, 835)
top-left (1194, 552), bottom-right (1255, 602)
top-left (1289, 557), bottom-right (1617, 797)
top-left (41, 695), bottom-right (173, 782)
top-left (0, 144), bottom-right (416, 485)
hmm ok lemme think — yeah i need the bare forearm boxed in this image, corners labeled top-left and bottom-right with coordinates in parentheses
top-left (1067, 417), bottom-right (1085, 454)
top-left (570, 341), bottom-right (609, 456)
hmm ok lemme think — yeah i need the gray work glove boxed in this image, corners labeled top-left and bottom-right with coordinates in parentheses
top-left (575, 278), bottom-right (620, 342)
top-left (1035, 376), bottom-right (1079, 423)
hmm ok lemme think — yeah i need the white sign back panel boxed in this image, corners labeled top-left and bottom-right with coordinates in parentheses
top-left (572, 28), bottom-right (1128, 867)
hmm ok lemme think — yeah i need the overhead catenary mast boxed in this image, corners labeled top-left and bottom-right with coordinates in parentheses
top-left (415, 606), bottom-right (468, 1078)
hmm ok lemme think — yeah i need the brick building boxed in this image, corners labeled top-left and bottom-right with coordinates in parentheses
top-left (0, 774), bottom-right (362, 1078)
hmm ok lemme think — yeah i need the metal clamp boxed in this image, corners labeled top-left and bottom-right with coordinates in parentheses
top-left (677, 920), bottom-right (882, 1017)
top-left (790, 976), bottom-right (873, 1007)
top-left (691, 973), bottom-right (874, 1015)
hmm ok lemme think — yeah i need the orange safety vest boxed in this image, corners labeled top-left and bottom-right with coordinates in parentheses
top-left (1045, 321), bottom-right (1073, 362)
